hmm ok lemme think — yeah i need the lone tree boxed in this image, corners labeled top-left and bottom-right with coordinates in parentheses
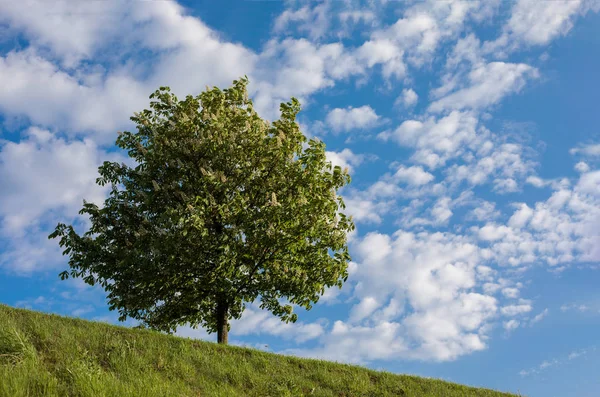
top-left (49, 77), bottom-right (354, 344)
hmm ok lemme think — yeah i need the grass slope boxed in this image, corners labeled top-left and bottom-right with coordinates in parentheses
top-left (0, 304), bottom-right (520, 397)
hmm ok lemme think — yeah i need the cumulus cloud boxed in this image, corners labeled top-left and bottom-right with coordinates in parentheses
top-left (325, 149), bottom-right (365, 173)
top-left (472, 169), bottom-right (600, 268)
top-left (570, 143), bottom-right (600, 157)
top-left (0, 127), bottom-right (130, 274)
top-left (273, 2), bottom-right (331, 40)
top-left (0, 1), bottom-right (257, 140)
top-left (342, 230), bottom-right (498, 361)
top-left (429, 62), bottom-right (539, 112)
top-left (342, 195), bottom-right (394, 225)
top-left (487, 0), bottom-right (600, 54)
top-left (501, 303), bottom-right (533, 316)
top-left (176, 303), bottom-right (326, 344)
top-left (0, 0), bottom-right (131, 66)
top-left (503, 319), bottom-right (520, 332)
top-left (231, 304), bottom-right (326, 343)
top-left (253, 38), bottom-right (364, 119)
top-left (309, 163), bottom-right (600, 363)
top-left (446, 142), bottom-right (537, 193)
top-left (468, 201), bottom-right (501, 222)
top-left (349, 296), bottom-right (380, 323)
top-left (0, 223), bottom-right (66, 274)
top-left (393, 165), bottom-right (435, 186)
top-left (395, 88), bottom-right (419, 108)
top-left (0, 127), bottom-right (123, 236)
top-left (575, 162), bottom-right (591, 173)
top-left (378, 111), bottom-right (480, 169)
top-left (325, 105), bottom-right (382, 133)
top-left (282, 320), bottom-right (408, 364)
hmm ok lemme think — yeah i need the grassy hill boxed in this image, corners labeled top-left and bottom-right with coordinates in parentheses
top-left (0, 304), bottom-right (520, 397)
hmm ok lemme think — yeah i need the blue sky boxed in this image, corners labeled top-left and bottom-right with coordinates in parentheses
top-left (1, 1), bottom-right (599, 396)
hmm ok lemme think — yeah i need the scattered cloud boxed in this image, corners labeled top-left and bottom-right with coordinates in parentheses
top-left (503, 319), bottom-right (520, 332)
top-left (519, 346), bottom-right (597, 377)
top-left (393, 165), bottom-right (435, 186)
top-left (570, 143), bottom-right (600, 157)
top-left (378, 111), bottom-right (480, 169)
top-left (395, 88), bottom-right (419, 108)
top-left (326, 149), bottom-right (365, 173)
top-left (487, 0), bottom-right (600, 55)
top-left (0, 127), bottom-right (122, 237)
top-left (429, 62), bottom-right (539, 113)
top-left (325, 105), bottom-right (383, 133)
top-left (529, 308), bottom-right (549, 325)
top-left (1, 0), bottom-right (600, 370)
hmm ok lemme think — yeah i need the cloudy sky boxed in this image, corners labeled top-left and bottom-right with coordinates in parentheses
top-left (1, 0), bottom-right (600, 395)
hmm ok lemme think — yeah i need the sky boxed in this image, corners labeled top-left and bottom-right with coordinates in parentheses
top-left (1, 0), bottom-right (599, 396)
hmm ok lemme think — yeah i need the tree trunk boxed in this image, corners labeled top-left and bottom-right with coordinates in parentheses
top-left (216, 300), bottom-right (229, 344)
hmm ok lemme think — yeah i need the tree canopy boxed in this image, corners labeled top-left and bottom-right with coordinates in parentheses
top-left (49, 77), bottom-right (354, 344)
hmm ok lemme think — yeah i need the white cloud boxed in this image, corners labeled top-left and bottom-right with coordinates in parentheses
top-left (340, 230), bottom-right (499, 361)
top-left (0, 127), bottom-right (130, 274)
top-left (0, 224), bottom-right (66, 274)
top-left (508, 203), bottom-right (534, 229)
top-left (430, 196), bottom-right (453, 224)
top-left (231, 304), bottom-right (326, 343)
top-left (273, 2), bottom-right (331, 40)
top-left (429, 62), bottom-right (539, 112)
top-left (503, 319), bottom-right (520, 332)
top-left (378, 111), bottom-right (479, 169)
top-left (349, 296), bottom-right (380, 323)
top-left (282, 320), bottom-right (408, 364)
top-left (446, 142), bottom-right (537, 193)
top-left (325, 149), bottom-right (364, 173)
top-left (395, 88), bottom-right (419, 107)
top-left (501, 303), bottom-right (532, 316)
top-left (253, 38), bottom-right (363, 119)
top-left (135, 2), bottom-right (258, 98)
top-left (501, 287), bottom-right (520, 299)
top-left (325, 105), bottom-right (382, 133)
top-left (570, 143), bottom-right (600, 157)
top-left (354, 39), bottom-right (406, 80)
top-left (520, 346), bottom-right (597, 377)
top-left (560, 303), bottom-right (592, 313)
top-left (0, 7), bottom-right (255, 141)
top-left (575, 162), bottom-right (591, 173)
top-left (488, 0), bottom-right (600, 54)
top-left (370, 0), bottom-right (498, 68)
top-left (338, 10), bottom-right (377, 37)
top-left (393, 165), bottom-right (435, 186)
top-left (0, 0), bottom-right (130, 66)
top-left (342, 195), bottom-right (394, 224)
top-left (0, 127), bottom-right (122, 236)
top-left (478, 224), bottom-right (511, 242)
top-left (0, 50), bottom-right (143, 140)
top-left (468, 201), bottom-right (501, 222)
top-left (529, 308), bottom-right (549, 325)
top-left (176, 303), bottom-right (326, 344)
top-left (476, 169), bottom-right (600, 268)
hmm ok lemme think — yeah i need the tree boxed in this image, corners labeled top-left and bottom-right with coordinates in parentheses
top-left (49, 77), bottom-right (354, 344)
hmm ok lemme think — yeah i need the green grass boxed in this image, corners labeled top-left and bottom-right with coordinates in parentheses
top-left (0, 304), bottom-right (521, 397)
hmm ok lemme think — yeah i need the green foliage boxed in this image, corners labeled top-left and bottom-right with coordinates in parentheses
top-left (49, 77), bottom-right (355, 337)
top-left (0, 305), bottom-right (521, 397)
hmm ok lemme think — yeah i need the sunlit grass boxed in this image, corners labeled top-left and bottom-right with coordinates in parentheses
top-left (0, 304), bottom-right (521, 396)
